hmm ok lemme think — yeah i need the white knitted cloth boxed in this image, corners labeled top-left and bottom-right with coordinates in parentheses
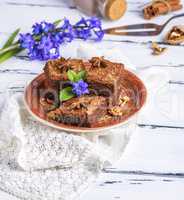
top-left (0, 93), bottom-right (135, 200)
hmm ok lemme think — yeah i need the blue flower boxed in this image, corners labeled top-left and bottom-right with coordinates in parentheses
top-left (62, 19), bottom-right (72, 30)
top-left (52, 32), bottom-right (64, 45)
top-left (75, 18), bottom-right (88, 27)
top-left (72, 80), bottom-right (89, 97)
top-left (74, 28), bottom-right (91, 40)
top-left (93, 28), bottom-right (104, 41)
top-left (60, 19), bottom-right (74, 42)
top-left (87, 17), bottom-right (104, 41)
top-left (28, 46), bottom-right (42, 60)
top-left (74, 17), bottom-right (104, 41)
top-left (38, 35), bottom-right (53, 50)
top-left (41, 21), bottom-right (55, 33)
top-left (32, 23), bottom-right (43, 35)
top-left (19, 33), bottom-right (35, 49)
top-left (87, 17), bottom-right (102, 28)
top-left (32, 21), bottom-right (55, 35)
top-left (48, 47), bottom-right (60, 59)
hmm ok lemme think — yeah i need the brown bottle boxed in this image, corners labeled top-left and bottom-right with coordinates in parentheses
top-left (72, 0), bottom-right (127, 21)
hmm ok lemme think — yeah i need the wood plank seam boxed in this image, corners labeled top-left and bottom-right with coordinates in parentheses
top-left (103, 170), bottom-right (184, 178)
top-left (138, 123), bottom-right (184, 129)
top-left (2, 1), bottom-right (68, 8)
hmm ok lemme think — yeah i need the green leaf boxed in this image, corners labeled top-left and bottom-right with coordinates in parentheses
top-left (67, 70), bottom-right (77, 82)
top-left (76, 70), bottom-right (86, 81)
top-left (53, 19), bottom-right (62, 27)
top-left (3, 28), bottom-right (20, 49)
top-left (59, 87), bottom-right (75, 101)
top-left (0, 48), bottom-right (22, 64)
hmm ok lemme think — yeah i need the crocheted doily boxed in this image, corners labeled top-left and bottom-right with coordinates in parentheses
top-left (0, 94), bottom-right (134, 200)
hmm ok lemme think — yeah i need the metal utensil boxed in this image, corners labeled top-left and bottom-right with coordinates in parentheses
top-left (104, 13), bottom-right (184, 36)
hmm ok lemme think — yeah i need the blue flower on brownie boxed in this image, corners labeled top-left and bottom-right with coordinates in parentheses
top-left (72, 80), bottom-right (89, 97)
top-left (59, 69), bottom-right (89, 101)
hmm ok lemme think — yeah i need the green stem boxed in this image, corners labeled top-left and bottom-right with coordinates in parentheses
top-left (0, 43), bottom-right (20, 55)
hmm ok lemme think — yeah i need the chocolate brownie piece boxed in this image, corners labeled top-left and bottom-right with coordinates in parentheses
top-left (87, 57), bottom-right (124, 105)
top-left (47, 96), bottom-right (107, 127)
top-left (44, 57), bottom-right (88, 81)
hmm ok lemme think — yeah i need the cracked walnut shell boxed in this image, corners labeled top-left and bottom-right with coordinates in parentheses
top-left (165, 26), bottom-right (184, 45)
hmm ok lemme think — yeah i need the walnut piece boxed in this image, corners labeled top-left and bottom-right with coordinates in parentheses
top-left (119, 96), bottom-right (130, 106)
top-left (165, 26), bottom-right (184, 45)
top-left (108, 106), bottom-right (123, 116)
top-left (108, 96), bottom-right (130, 116)
top-left (151, 42), bottom-right (167, 56)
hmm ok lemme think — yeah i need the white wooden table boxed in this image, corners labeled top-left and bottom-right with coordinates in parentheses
top-left (0, 0), bottom-right (184, 199)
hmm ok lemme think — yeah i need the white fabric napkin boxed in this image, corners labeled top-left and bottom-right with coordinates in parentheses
top-left (0, 45), bottom-right (170, 200)
top-left (0, 94), bottom-right (135, 171)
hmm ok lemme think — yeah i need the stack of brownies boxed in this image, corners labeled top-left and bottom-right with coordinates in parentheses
top-left (41, 57), bottom-right (132, 127)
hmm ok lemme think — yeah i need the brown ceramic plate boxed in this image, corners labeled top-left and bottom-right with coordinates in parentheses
top-left (24, 70), bottom-right (147, 133)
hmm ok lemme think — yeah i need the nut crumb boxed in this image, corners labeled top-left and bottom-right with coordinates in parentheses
top-left (151, 42), bottom-right (167, 55)
top-left (120, 96), bottom-right (130, 106)
top-left (108, 96), bottom-right (130, 116)
top-left (108, 106), bottom-right (123, 116)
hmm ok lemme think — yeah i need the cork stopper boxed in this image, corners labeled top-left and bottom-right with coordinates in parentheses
top-left (105, 0), bottom-right (127, 20)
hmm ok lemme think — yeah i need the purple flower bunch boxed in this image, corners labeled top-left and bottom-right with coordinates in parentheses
top-left (19, 17), bottom-right (104, 61)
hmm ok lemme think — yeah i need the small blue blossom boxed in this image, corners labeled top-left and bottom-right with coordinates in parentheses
top-left (32, 23), bottom-right (43, 35)
top-left (19, 33), bottom-right (35, 49)
top-left (32, 21), bottom-right (55, 35)
top-left (60, 19), bottom-right (74, 42)
top-left (74, 28), bottom-right (91, 40)
top-left (74, 17), bottom-right (104, 41)
top-left (48, 47), bottom-right (60, 59)
top-left (52, 32), bottom-right (64, 44)
top-left (94, 28), bottom-right (104, 41)
top-left (86, 17), bottom-right (102, 28)
top-left (38, 35), bottom-right (53, 50)
top-left (87, 17), bottom-right (104, 41)
top-left (28, 47), bottom-right (39, 60)
top-left (75, 17), bottom-right (88, 27)
top-left (41, 21), bottom-right (55, 33)
top-left (72, 80), bottom-right (89, 97)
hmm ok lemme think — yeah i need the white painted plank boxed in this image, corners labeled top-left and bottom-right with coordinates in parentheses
top-left (112, 127), bottom-right (184, 173)
top-left (80, 172), bottom-right (184, 200)
top-left (138, 82), bottom-right (184, 127)
top-left (80, 126), bottom-right (184, 199)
